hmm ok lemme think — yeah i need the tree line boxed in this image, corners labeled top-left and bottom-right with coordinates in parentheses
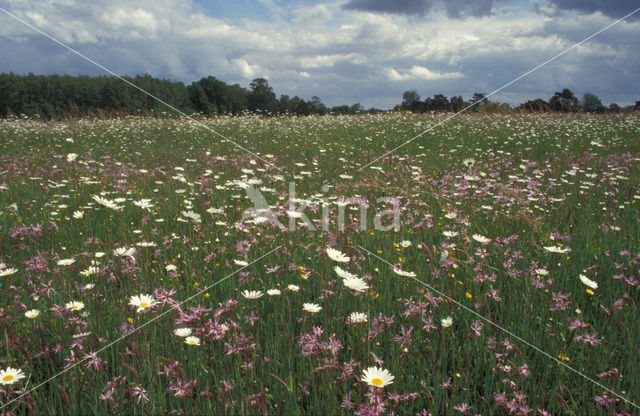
top-left (0, 73), bottom-right (369, 118)
top-left (397, 89), bottom-right (639, 114)
top-left (0, 72), bottom-right (637, 119)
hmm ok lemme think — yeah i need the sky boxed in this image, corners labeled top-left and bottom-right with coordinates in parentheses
top-left (0, 0), bottom-right (638, 109)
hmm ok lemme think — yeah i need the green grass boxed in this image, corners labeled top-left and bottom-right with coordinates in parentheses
top-left (0, 112), bottom-right (639, 415)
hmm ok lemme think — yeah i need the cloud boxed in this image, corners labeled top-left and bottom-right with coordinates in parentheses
top-left (299, 53), bottom-right (366, 69)
top-left (0, 0), bottom-right (638, 109)
top-left (387, 66), bottom-right (463, 81)
top-left (342, 0), bottom-right (435, 16)
top-left (342, 0), bottom-right (638, 20)
top-left (100, 8), bottom-right (169, 39)
top-left (231, 58), bottom-right (262, 80)
top-left (290, 4), bottom-right (332, 24)
top-left (342, 0), bottom-right (496, 18)
top-left (546, 0), bottom-right (639, 19)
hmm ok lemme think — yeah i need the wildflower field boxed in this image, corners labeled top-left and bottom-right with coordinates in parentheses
top-left (0, 112), bottom-right (639, 415)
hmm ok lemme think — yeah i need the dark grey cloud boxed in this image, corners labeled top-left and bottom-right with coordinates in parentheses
top-left (443, 0), bottom-right (495, 18)
top-left (547, 0), bottom-right (639, 19)
top-left (342, 0), bottom-right (638, 20)
top-left (342, 0), bottom-right (495, 18)
top-left (342, 0), bottom-right (435, 16)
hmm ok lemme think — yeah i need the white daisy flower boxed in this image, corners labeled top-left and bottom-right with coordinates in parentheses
top-left (57, 258), bottom-right (76, 266)
top-left (129, 294), bottom-right (157, 313)
top-left (65, 301), bottom-right (85, 311)
top-left (133, 199), bottom-right (154, 210)
top-left (544, 246), bottom-right (571, 254)
top-left (471, 234), bottom-right (491, 244)
top-left (462, 158), bottom-right (476, 167)
top-left (174, 328), bottom-right (193, 337)
top-left (24, 309), bottom-right (40, 319)
top-left (334, 266), bottom-right (358, 279)
top-left (0, 267), bottom-right (18, 277)
top-left (0, 367), bottom-right (26, 385)
top-left (91, 195), bottom-right (123, 211)
top-left (267, 289), bottom-right (281, 296)
top-left (136, 241), bottom-right (157, 247)
top-left (326, 248), bottom-right (350, 263)
top-left (113, 247), bottom-right (136, 257)
top-left (241, 290), bottom-right (264, 299)
top-left (184, 336), bottom-right (200, 346)
top-left (579, 274), bottom-right (598, 290)
top-left (441, 316), bottom-right (453, 328)
top-left (302, 303), bottom-right (322, 313)
top-left (181, 210), bottom-right (202, 223)
top-left (392, 268), bottom-right (416, 278)
top-left (361, 367), bottom-right (394, 388)
top-left (343, 276), bottom-right (369, 292)
top-left (348, 312), bottom-right (368, 324)
top-left (79, 266), bottom-right (99, 276)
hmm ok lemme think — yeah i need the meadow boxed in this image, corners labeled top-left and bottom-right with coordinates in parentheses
top-left (0, 112), bottom-right (639, 415)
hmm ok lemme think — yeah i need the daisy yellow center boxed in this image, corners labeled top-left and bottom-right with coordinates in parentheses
top-left (2, 375), bottom-right (14, 382)
top-left (139, 302), bottom-right (149, 307)
top-left (371, 378), bottom-right (383, 386)
top-left (189, 340), bottom-right (195, 344)
top-left (71, 306), bottom-right (79, 310)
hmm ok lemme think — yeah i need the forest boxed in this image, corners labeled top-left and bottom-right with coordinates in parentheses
top-left (0, 72), bottom-right (637, 118)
